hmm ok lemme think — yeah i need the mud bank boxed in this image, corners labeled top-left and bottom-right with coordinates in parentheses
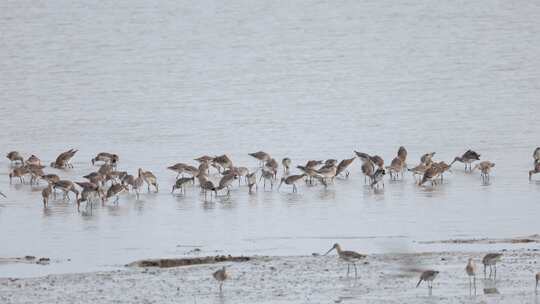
top-left (2, 250), bottom-right (540, 303)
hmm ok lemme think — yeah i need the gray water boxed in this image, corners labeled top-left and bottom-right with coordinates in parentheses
top-left (1, 0), bottom-right (540, 277)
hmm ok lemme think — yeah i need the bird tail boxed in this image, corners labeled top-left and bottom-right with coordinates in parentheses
top-left (416, 278), bottom-right (423, 288)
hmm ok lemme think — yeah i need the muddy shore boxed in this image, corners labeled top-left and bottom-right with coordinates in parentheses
top-left (1, 249), bottom-right (539, 303)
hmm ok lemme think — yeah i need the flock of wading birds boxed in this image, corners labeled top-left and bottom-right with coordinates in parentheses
top-left (2, 147), bottom-right (540, 294)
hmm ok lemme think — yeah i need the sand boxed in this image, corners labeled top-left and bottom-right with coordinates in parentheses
top-left (1, 249), bottom-right (539, 304)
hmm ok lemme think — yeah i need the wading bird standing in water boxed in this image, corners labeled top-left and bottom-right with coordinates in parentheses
top-left (474, 161), bottom-right (495, 183)
top-left (249, 151), bottom-right (271, 167)
top-left (41, 185), bottom-right (52, 207)
top-left (6, 151), bottom-right (24, 166)
top-left (451, 150), bottom-right (480, 172)
top-left (212, 266), bottom-right (228, 292)
top-left (50, 149), bottom-right (78, 169)
top-left (282, 158), bottom-right (291, 176)
top-left (465, 258), bottom-right (477, 295)
top-left (324, 243), bottom-right (367, 279)
top-left (278, 174), bottom-right (306, 193)
top-left (529, 160), bottom-right (540, 181)
top-left (416, 270), bottom-right (439, 295)
top-left (482, 253), bottom-right (502, 279)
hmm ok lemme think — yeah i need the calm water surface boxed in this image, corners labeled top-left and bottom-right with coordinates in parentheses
top-left (1, 0), bottom-right (540, 277)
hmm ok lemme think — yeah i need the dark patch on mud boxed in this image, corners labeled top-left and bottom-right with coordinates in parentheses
top-left (126, 255), bottom-right (251, 268)
top-left (420, 235), bottom-right (540, 244)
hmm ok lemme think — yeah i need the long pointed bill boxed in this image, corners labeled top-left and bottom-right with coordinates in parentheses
top-left (277, 181), bottom-right (283, 191)
top-left (324, 247), bottom-right (334, 256)
top-left (0, 191), bottom-right (6, 198)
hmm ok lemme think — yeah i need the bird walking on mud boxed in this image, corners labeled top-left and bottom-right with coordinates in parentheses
top-left (465, 258), bottom-right (477, 295)
top-left (324, 243), bottom-right (367, 279)
top-left (213, 266), bottom-right (228, 292)
top-left (482, 253), bottom-right (502, 279)
top-left (416, 270), bottom-right (439, 295)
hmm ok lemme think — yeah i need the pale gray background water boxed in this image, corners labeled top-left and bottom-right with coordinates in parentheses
top-left (1, 0), bottom-right (539, 277)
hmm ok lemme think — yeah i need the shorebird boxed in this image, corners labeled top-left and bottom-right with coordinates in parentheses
top-left (249, 151), bottom-right (271, 167)
top-left (265, 158), bottom-right (279, 179)
top-left (213, 154), bottom-right (233, 172)
top-left (432, 161), bottom-right (451, 182)
top-left (91, 152), bottom-right (119, 167)
top-left (297, 165), bottom-right (319, 185)
top-left (194, 155), bottom-right (213, 165)
top-left (371, 168), bottom-right (385, 188)
top-left (42, 185), bottom-right (52, 207)
top-left (529, 160), bottom-right (540, 181)
top-left (183, 165), bottom-right (200, 178)
top-left (25, 155), bottom-right (42, 166)
top-left (397, 146), bottom-right (408, 168)
top-left (217, 173), bottom-right (237, 195)
top-left (247, 172), bottom-right (257, 194)
top-left (420, 152), bottom-right (436, 166)
top-left (50, 149), bottom-right (78, 169)
top-left (324, 243), bottom-right (367, 279)
top-left (106, 183), bottom-right (128, 204)
top-left (354, 151), bottom-right (371, 162)
top-left (533, 147), bottom-right (540, 162)
top-left (416, 270), bottom-right (439, 293)
top-left (106, 170), bottom-right (127, 185)
top-left (41, 174), bottom-right (60, 198)
top-left (167, 163), bottom-right (188, 178)
top-left (420, 167), bottom-right (440, 186)
top-left (305, 160), bottom-right (323, 169)
top-left (9, 166), bottom-right (29, 184)
top-left (98, 163), bottom-right (114, 176)
top-left (260, 168), bottom-right (275, 190)
top-left (335, 157), bottom-right (355, 178)
top-left (370, 155), bottom-right (384, 169)
top-left (316, 165), bottom-right (337, 186)
top-left (212, 266), bottom-right (228, 292)
top-left (125, 175), bottom-right (144, 198)
top-left (138, 168), bottom-right (158, 193)
top-left (282, 158), bottom-right (291, 175)
top-left (53, 180), bottom-right (79, 201)
top-left (233, 166), bottom-right (249, 185)
top-left (27, 164), bottom-right (45, 185)
top-left (482, 253), bottom-right (502, 279)
top-left (171, 177), bottom-right (194, 194)
top-left (6, 151), bottom-right (24, 166)
top-left (451, 150), bottom-right (481, 171)
top-left (323, 159), bottom-right (338, 167)
top-left (200, 180), bottom-right (217, 200)
top-left (75, 182), bottom-right (104, 211)
top-left (278, 174), bottom-right (306, 192)
top-left (465, 258), bottom-right (477, 295)
top-left (83, 172), bottom-right (104, 186)
top-left (386, 157), bottom-right (404, 180)
top-left (473, 161), bottom-right (495, 183)
top-left (408, 163), bottom-right (431, 182)
top-left (361, 161), bottom-right (375, 184)
top-left (355, 151), bottom-right (384, 169)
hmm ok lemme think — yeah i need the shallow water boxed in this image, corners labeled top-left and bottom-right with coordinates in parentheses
top-left (1, 0), bottom-right (540, 277)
